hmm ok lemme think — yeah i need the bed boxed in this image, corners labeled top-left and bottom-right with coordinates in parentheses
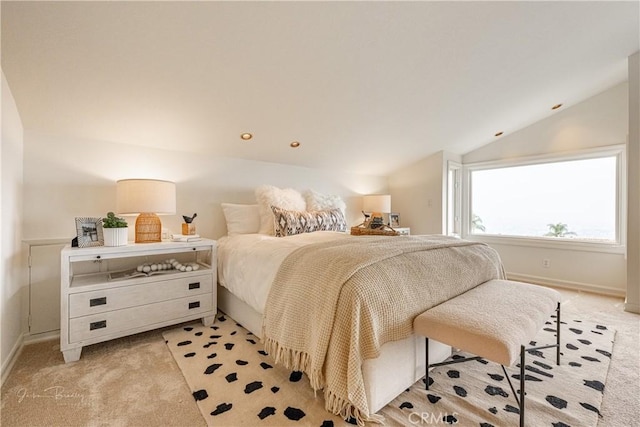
top-left (215, 188), bottom-right (504, 424)
top-left (217, 230), bottom-right (505, 424)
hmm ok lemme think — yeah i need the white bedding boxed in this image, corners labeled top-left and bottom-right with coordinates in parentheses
top-left (217, 231), bottom-right (351, 314)
top-left (216, 231), bottom-right (455, 416)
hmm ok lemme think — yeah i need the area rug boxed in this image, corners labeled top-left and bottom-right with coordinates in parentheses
top-left (163, 313), bottom-right (615, 426)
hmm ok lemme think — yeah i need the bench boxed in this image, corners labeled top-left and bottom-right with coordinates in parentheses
top-left (413, 279), bottom-right (561, 427)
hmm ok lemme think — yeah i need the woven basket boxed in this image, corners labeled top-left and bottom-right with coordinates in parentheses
top-left (350, 224), bottom-right (399, 236)
top-left (135, 213), bottom-right (162, 243)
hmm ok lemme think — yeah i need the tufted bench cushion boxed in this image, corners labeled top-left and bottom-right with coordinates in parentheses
top-left (413, 279), bottom-right (561, 366)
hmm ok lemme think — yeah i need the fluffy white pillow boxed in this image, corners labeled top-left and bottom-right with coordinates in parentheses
top-left (255, 185), bottom-right (306, 235)
top-left (221, 203), bottom-right (261, 236)
top-left (304, 189), bottom-right (347, 215)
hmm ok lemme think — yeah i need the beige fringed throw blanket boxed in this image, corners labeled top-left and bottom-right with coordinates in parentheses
top-left (262, 235), bottom-right (505, 426)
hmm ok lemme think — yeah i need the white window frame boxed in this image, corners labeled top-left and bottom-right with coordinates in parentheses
top-left (462, 145), bottom-right (626, 254)
top-left (446, 161), bottom-right (462, 237)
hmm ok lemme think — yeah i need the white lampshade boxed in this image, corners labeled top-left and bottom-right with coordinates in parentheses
top-left (363, 194), bottom-right (391, 214)
top-left (116, 179), bottom-right (176, 215)
top-left (116, 179), bottom-right (176, 243)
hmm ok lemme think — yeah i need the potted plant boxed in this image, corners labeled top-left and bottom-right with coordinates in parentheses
top-left (102, 212), bottom-right (128, 247)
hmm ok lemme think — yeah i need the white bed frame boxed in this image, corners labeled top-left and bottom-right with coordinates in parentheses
top-left (217, 284), bottom-right (452, 414)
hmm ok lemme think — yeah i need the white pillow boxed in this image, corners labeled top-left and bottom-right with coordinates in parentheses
top-left (221, 203), bottom-right (261, 236)
top-left (255, 185), bottom-right (306, 235)
top-left (304, 189), bottom-right (347, 215)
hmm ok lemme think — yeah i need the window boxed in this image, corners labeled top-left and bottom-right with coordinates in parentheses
top-left (465, 146), bottom-right (625, 247)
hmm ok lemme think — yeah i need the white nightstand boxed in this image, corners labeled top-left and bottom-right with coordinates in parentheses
top-left (60, 239), bottom-right (217, 363)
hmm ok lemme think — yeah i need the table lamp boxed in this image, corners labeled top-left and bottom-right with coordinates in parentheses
top-left (363, 194), bottom-right (391, 228)
top-left (116, 179), bottom-right (176, 243)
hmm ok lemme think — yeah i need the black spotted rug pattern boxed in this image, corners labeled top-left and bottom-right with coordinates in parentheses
top-left (383, 316), bottom-right (615, 427)
top-left (163, 313), bottom-right (615, 426)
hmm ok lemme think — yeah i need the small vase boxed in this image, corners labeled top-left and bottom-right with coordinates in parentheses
top-left (103, 227), bottom-right (128, 247)
top-left (182, 223), bottom-right (196, 235)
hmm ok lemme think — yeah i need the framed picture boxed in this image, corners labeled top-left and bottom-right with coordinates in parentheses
top-left (389, 213), bottom-right (400, 228)
top-left (75, 217), bottom-right (104, 247)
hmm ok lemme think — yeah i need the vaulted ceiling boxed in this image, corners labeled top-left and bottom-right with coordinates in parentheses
top-left (2, 1), bottom-right (638, 175)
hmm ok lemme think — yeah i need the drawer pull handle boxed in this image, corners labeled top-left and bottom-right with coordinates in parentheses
top-left (90, 297), bottom-right (107, 307)
top-left (188, 282), bottom-right (200, 290)
top-left (90, 320), bottom-right (107, 330)
top-left (188, 301), bottom-right (200, 310)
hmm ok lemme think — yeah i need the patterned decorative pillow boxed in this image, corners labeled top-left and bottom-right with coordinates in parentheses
top-left (271, 206), bottom-right (348, 237)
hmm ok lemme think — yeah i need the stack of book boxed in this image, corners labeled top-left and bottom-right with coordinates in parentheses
top-left (171, 234), bottom-right (202, 242)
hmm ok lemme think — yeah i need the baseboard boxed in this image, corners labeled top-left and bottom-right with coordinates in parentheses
top-left (624, 301), bottom-right (640, 314)
top-left (506, 272), bottom-right (626, 298)
top-left (1, 333), bottom-right (25, 387)
top-left (1, 330), bottom-right (61, 386)
top-left (23, 329), bottom-right (60, 345)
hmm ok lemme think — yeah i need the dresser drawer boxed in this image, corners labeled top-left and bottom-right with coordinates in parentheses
top-left (68, 294), bottom-right (213, 343)
top-left (69, 274), bottom-right (212, 318)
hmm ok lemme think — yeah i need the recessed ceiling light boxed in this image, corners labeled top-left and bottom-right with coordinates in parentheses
top-left (551, 104), bottom-right (563, 110)
top-left (494, 131), bottom-right (504, 137)
top-left (290, 141), bottom-right (300, 148)
top-left (240, 133), bottom-right (253, 140)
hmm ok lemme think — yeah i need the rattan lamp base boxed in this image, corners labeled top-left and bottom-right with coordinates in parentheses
top-left (135, 212), bottom-right (162, 243)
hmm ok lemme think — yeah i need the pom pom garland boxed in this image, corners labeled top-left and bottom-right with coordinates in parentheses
top-left (135, 259), bottom-right (201, 274)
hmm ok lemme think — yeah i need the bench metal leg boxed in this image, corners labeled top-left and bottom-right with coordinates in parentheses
top-left (520, 345), bottom-right (526, 427)
top-left (425, 338), bottom-right (429, 390)
top-left (517, 303), bottom-right (561, 427)
top-left (556, 302), bottom-right (561, 365)
top-left (425, 338), bottom-right (482, 391)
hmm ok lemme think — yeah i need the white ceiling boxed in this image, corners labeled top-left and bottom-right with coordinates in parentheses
top-left (2, 1), bottom-right (638, 175)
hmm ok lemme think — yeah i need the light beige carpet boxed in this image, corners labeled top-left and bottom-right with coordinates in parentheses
top-left (1, 289), bottom-right (637, 426)
top-left (0, 331), bottom-right (204, 427)
top-left (163, 312), bottom-right (615, 426)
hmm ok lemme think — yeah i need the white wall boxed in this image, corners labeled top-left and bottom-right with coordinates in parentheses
top-left (388, 151), bottom-right (461, 235)
top-left (22, 131), bottom-right (387, 242)
top-left (17, 132), bottom-right (387, 336)
top-left (462, 82), bottom-right (629, 296)
top-left (1, 70), bottom-right (25, 381)
top-left (388, 152), bottom-right (443, 235)
top-left (626, 52), bottom-right (639, 313)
